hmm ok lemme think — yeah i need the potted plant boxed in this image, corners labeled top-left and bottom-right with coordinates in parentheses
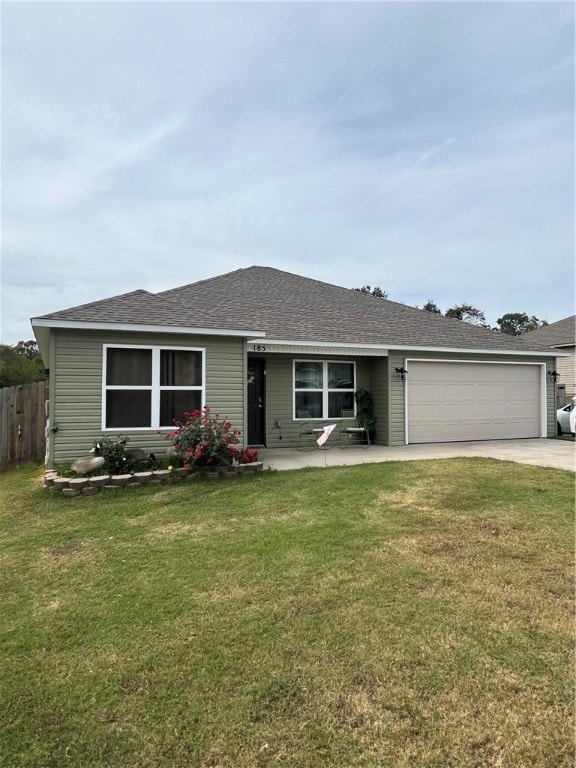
top-left (354, 388), bottom-right (376, 441)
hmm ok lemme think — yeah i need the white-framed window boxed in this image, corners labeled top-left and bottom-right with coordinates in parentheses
top-left (294, 360), bottom-right (355, 419)
top-left (103, 345), bottom-right (205, 430)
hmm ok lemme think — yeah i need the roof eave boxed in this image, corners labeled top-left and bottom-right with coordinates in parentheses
top-left (248, 338), bottom-right (564, 357)
top-left (30, 319), bottom-right (563, 360)
top-left (31, 319), bottom-right (266, 339)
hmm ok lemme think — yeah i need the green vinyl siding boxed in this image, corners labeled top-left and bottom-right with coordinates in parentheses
top-left (388, 353), bottom-right (408, 446)
top-left (367, 357), bottom-right (389, 445)
top-left (546, 361), bottom-right (562, 431)
top-left (49, 329), bottom-right (245, 466)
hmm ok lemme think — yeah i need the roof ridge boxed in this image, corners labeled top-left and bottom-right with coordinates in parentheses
top-left (158, 265), bottom-right (372, 298)
top-left (158, 266), bottom-right (258, 296)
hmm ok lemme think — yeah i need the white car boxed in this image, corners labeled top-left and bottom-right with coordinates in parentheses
top-left (557, 397), bottom-right (576, 435)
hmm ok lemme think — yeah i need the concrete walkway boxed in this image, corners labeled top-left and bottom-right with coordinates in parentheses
top-left (261, 438), bottom-right (576, 473)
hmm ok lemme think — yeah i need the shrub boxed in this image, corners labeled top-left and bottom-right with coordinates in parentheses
top-left (91, 437), bottom-right (159, 474)
top-left (162, 406), bottom-right (240, 469)
top-left (239, 447), bottom-right (259, 464)
top-left (92, 436), bottom-right (134, 475)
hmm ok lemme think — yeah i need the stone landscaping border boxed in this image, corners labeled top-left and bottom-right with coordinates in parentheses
top-left (44, 463), bottom-right (265, 497)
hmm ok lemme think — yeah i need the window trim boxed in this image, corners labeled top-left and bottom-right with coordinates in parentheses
top-left (102, 344), bottom-right (205, 431)
top-left (293, 359), bottom-right (356, 420)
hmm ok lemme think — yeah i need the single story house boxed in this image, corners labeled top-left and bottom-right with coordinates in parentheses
top-left (32, 266), bottom-right (564, 467)
top-left (522, 315), bottom-right (575, 399)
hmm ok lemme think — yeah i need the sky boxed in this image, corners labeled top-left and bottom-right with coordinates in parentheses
top-left (1, 0), bottom-right (574, 345)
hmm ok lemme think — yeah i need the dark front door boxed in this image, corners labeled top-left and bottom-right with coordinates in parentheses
top-left (247, 357), bottom-right (266, 446)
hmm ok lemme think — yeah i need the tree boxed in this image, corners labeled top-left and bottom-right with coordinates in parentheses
top-left (422, 299), bottom-right (442, 315)
top-left (15, 339), bottom-right (42, 359)
top-left (444, 303), bottom-right (489, 328)
top-left (417, 298), bottom-right (546, 336)
top-left (354, 285), bottom-right (388, 299)
top-left (0, 340), bottom-right (45, 387)
top-left (496, 313), bottom-right (547, 336)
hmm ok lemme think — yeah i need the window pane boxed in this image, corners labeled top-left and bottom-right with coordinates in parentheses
top-left (160, 350), bottom-right (202, 386)
top-left (295, 392), bottom-right (322, 418)
top-left (328, 363), bottom-right (354, 390)
top-left (106, 348), bottom-right (151, 385)
top-left (329, 392), bottom-right (354, 418)
top-left (106, 391), bottom-right (151, 428)
top-left (160, 391), bottom-right (202, 427)
top-left (295, 362), bottom-right (323, 389)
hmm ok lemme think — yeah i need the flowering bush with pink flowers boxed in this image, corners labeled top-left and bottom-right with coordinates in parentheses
top-left (162, 406), bottom-right (240, 469)
top-left (239, 447), bottom-right (259, 464)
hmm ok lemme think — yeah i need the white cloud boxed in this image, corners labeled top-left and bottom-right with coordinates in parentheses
top-left (1, 1), bottom-right (573, 342)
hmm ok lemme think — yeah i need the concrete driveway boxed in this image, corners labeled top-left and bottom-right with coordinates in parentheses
top-left (260, 438), bottom-right (575, 473)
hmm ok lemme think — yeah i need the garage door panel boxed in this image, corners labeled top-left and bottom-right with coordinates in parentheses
top-left (407, 362), bottom-right (541, 443)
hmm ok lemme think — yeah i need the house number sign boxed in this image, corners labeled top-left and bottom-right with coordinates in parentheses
top-left (252, 345), bottom-right (266, 352)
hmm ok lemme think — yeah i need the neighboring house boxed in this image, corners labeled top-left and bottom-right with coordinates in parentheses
top-left (522, 315), bottom-right (575, 399)
top-left (32, 266), bottom-right (562, 467)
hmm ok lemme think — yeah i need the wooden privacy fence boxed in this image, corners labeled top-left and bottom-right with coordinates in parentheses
top-left (0, 381), bottom-right (48, 469)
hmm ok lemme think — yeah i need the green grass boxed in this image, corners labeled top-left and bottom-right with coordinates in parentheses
top-left (1, 459), bottom-right (574, 768)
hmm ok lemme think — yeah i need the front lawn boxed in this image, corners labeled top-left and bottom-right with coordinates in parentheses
top-left (1, 459), bottom-right (574, 768)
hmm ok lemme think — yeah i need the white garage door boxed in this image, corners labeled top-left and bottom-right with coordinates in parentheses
top-left (407, 362), bottom-right (542, 443)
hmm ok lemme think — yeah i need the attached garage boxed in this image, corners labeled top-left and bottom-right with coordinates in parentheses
top-left (406, 361), bottom-right (544, 443)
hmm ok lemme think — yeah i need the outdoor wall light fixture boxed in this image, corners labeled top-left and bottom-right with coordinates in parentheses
top-left (547, 370), bottom-right (560, 383)
top-left (395, 367), bottom-right (408, 381)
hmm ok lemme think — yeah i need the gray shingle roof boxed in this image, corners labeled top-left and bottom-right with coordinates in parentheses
top-left (34, 266), bottom-right (554, 353)
top-left (32, 287), bottom-right (263, 333)
top-left (522, 315), bottom-right (575, 348)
